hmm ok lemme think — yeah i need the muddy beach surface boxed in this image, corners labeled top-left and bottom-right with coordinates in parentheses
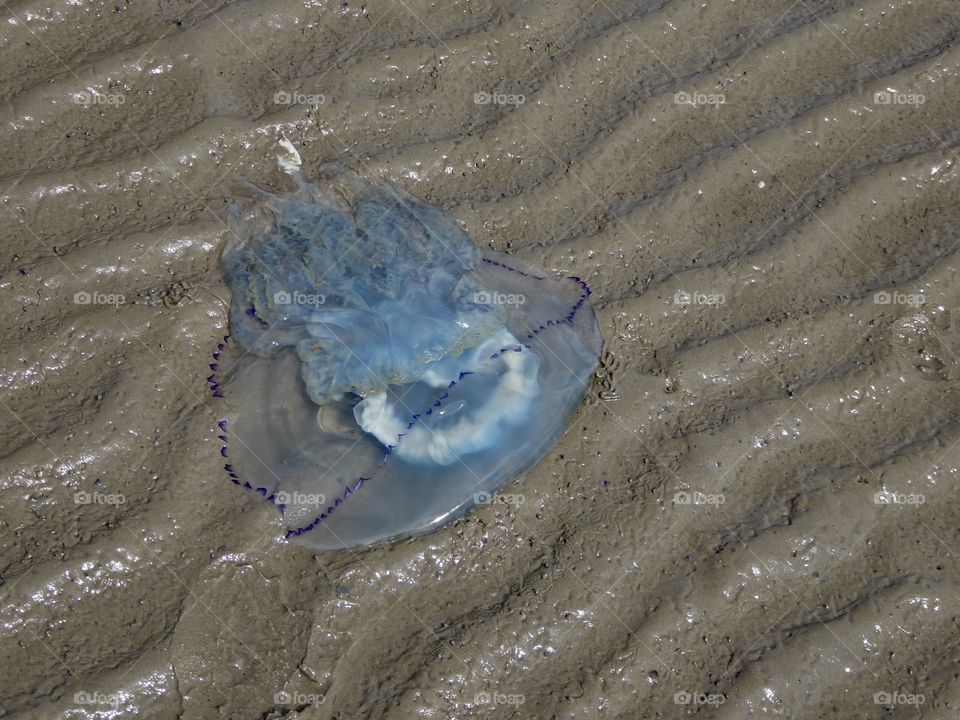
top-left (2, 0), bottom-right (960, 717)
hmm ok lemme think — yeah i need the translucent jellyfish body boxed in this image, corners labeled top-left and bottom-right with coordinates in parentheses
top-left (212, 161), bottom-right (602, 549)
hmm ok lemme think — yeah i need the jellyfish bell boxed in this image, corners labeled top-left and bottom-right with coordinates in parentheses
top-left (212, 149), bottom-right (602, 549)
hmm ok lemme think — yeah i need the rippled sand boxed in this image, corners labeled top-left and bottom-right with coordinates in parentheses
top-left (2, 0), bottom-right (960, 717)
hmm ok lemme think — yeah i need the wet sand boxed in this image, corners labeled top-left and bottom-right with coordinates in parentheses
top-left (2, 0), bottom-right (960, 717)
